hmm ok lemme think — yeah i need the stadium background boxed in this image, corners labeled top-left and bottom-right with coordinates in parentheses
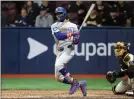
top-left (1, 1), bottom-right (134, 98)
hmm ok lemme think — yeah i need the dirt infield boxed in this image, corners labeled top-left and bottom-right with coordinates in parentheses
top-left (2, 90), bottom-right (133, 99)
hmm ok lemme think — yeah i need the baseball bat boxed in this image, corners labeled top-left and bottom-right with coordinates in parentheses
top-left (79, 4), bottom-right (95, 32)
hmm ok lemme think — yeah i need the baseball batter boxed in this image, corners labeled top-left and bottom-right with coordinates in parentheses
top-left (51, 7), bottom-right (87, 96)
top-left (106, 42), bottom-right (134, 96)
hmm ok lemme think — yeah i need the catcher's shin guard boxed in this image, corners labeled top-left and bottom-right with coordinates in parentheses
top-left (112, 85), bottom-right (117, 94)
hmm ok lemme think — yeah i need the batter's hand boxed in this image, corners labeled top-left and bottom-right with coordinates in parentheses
top-left (73, 34), bottom-right (80, 44)
top-left (67, 32), bottom-right (80, 38)
top-left (74, 32), bottom-right (80, 36)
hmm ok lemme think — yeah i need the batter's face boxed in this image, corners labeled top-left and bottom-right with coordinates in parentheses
top-left (56, 12), bottom-right (63, 21)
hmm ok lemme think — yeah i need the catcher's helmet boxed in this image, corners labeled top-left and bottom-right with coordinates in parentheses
top-left (55, 7), bottom-right (67, 21)
top-left (113, 42), bottom-right (129, 57)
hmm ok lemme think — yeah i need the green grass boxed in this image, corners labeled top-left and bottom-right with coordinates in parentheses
top-left (2, 78), bottom-right (120, 90)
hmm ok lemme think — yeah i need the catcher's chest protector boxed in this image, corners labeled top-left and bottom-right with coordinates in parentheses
top-left (118, 53), bottom-right (129, 70)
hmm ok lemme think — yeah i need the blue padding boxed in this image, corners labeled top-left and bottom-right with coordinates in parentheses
top-left (59, 68), bottom-right (69, 76)
top-left (54, 32), bottom-right (67, 40)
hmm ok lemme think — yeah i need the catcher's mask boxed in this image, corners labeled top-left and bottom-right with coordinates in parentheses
top-left (113, 42), bottom-right (129, 57)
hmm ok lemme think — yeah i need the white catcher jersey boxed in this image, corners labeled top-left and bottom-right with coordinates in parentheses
top-left (125, 53), bottom-right (134, 67)
top-left (121, 53), bottom-right (134, 71)
top-left (51, 21), bottom-right (78, 47)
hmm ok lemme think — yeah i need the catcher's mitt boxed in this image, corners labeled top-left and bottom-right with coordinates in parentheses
top-left (106, 71), bottom-right (117, 83)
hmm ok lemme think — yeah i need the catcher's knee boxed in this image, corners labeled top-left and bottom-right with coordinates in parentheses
top-left (112, 85), bottom-right (126, 94)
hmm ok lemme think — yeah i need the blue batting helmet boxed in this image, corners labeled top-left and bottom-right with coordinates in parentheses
top-left (55, 7), bottom-right (67, 21)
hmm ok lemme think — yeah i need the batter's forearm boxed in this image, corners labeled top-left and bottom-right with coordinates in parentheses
top-left (55, 32), bottom-right (67, 40)
top-left (54, 32), bottom-right (75, 40)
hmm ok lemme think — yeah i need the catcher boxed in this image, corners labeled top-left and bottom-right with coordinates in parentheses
top-left (106, 42), bottom-right (134, 96)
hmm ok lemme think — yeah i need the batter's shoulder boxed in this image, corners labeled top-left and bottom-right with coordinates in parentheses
top-left (69, 22), bottom-right (78, 27)
top-left (51, 22), bottom-right (58, 28)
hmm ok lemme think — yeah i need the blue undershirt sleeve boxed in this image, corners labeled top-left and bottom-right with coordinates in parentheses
top-left (54, 32), bottom-right (68, 40)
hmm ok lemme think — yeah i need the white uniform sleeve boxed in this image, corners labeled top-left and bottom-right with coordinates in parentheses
top-left (73, 24), bottom-right (79, 33)
top-left (51, 23), bottom-right (60, 42)
top-left (129, 54), bottom-right (134, 61)
top-left (51, 23), bottom-right (60, 34)
top-left (127, 54), bottom-right (134, 67)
